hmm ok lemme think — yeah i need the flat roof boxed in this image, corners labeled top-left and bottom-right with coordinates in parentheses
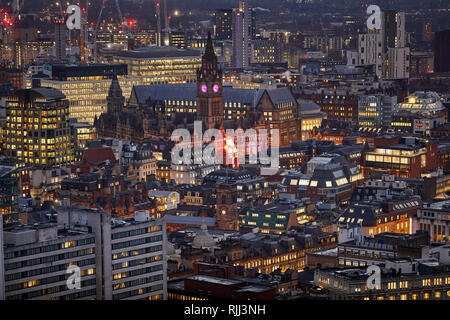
top-left (187, 275), bottom-right (242, 286)
top-left (114, 46), bottom-right (201, 59)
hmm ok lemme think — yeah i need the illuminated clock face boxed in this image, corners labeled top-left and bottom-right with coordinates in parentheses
top-left (213, 84), bottom-right (219, 93)
top-left (201, 84), bottom-right (207, 93)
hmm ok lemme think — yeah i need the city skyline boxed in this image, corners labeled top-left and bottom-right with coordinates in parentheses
top-left (0, 0), bottom-right (449, 306)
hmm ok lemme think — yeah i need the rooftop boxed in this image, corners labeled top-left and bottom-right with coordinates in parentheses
top-left (114, 46), bottom-right (201, 59)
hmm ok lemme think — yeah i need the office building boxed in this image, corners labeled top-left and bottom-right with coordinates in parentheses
top-left (251, 40), bottom-right (282, 64)
top-left (382, 11), bottom-right (406, 51)
top-left (3, 88), bottom-right (75, 166)
top-left (113, 47), bottom-right (201, 85)
top-left (358, 94), bottom-right (397, 130)
top-left (243, 199), bottom-right (310, 234)
top-left (362, 136), bottom-right (438, 179)
top-left (40, 64), bottom-right (141, 124)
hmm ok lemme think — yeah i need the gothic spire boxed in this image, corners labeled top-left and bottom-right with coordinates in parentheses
top-left (108, 74), bottom-right (123, 99)
top-left (204, 31), bottom-right (215, 61)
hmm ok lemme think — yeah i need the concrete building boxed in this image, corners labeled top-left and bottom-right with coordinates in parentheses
top-left (3, 222), bottom-right (98, 300)
top-left (1, 206), bottom-right (167, 300)
top-left (351, 10), bottom-right (409, 79)
top-left (385, 47), bottom-right (410, 79)
top-left (358, 33), bottom-right (384, 78)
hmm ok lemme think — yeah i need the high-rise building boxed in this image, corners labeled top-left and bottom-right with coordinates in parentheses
top-left (3, 88), bottom-right (75, 167)
top-left (54, 16), bottom-right (67, 62)
top-left (382, 11), bottom-right (406, 52)
top-left (216, 8), bottom-right (256, 41)
top-left (232, 0), bottom-right (250, 68)
top-left (358, 33), bottom-right (384, 78)
top-left (385, 47), bottom-right (410, 79)
top-left (215, 9), bottom-right (233, 40)
top-left (355, 10), bottom-right (409, 79)
top-left (434, 29), bottom-right (450, 73)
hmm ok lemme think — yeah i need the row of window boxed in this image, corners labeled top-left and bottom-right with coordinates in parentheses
top-left (4, 238), bottom-right (95, 259)
top-left (112, 245), bottom-right (163, 260)
top-left (112, 235), bottom-right (163, 250)
top-left (112, 255), bottom-right (162, 271)
top-left (112, 225), bottom-right (162, 240)
top-left (113, 284), bottom-right (163, 300)
top-left (5, 250), bottom-right (95, 271)
top-left (113, 274), bottom-right (163, 291)
top-left (112, 264), bottom-right (163, 281)
top-left (5, 258), bottom-right (96, 281)
top-left (6, 279), bottom-right (96, 300)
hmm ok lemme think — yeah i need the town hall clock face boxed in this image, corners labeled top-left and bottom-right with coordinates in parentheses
top-left (213, 84), bottom-right (219, 93)
top-left (201, 84), bottom-right (207, 93)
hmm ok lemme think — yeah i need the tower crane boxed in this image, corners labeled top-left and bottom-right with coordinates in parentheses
top-left (93, 0), bottom-right (124, 61)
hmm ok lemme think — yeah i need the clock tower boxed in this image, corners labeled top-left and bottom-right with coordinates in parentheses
top-left (197, 32), bottom-right (223, 129)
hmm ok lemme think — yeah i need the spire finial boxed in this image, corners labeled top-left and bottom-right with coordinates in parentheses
top-left (205, 31), bottom-right (215, 58)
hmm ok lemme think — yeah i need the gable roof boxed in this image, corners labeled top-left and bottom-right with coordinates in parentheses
top-left (255, 87), bottom-right (298, 109)
top-left (131, 84), bottom-right (259, 107)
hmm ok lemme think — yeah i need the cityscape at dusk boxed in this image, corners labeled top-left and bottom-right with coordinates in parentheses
top-left (0, 0), bottom-right (450, 308)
